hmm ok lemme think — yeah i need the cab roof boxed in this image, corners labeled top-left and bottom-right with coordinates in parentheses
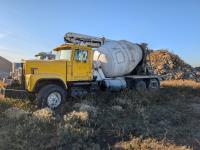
top-left (53, 43), bottom-right (92, 51)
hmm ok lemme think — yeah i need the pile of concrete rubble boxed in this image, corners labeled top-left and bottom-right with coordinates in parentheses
top-left (147, 50), bottom-right (200, 82)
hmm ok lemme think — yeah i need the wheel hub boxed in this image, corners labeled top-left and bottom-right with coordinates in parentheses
top-left (47, 92), bottom-right (61, 108)
top-left (149, 80), bottom-right (159, 89)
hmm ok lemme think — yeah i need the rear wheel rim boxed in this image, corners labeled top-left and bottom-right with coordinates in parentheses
top-left (47, 92), bottom-right (62, 108)
top-left (149, 80), bottom-right (159, 89)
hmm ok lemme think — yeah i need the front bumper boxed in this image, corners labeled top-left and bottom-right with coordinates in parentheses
top-left (0, 88), bottom-right (34, 100)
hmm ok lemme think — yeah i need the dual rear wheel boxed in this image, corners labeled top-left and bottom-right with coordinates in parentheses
top-left (135, 79), bottom-right (160, 91)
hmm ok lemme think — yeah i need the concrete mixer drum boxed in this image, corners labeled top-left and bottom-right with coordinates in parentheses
top-left (93, 40), bottom-right (143, 77)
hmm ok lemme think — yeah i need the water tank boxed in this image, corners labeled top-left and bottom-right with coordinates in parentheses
top-left (93, 40), bottom-right (143, 77)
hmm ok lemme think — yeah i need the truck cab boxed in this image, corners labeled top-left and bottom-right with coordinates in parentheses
top-left (24, 44), bottom-right (93, 92)
top-left (18, 44), bottom-right (93, 109)
top-left (53, 44), bottom-right (93, 82)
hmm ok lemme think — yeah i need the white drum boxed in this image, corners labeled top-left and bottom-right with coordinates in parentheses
top-left (93, 40), bottom-right (143, 77)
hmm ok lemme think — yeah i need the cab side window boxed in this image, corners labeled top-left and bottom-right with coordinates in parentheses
top-left (74, 49), bottom-right (88, 62)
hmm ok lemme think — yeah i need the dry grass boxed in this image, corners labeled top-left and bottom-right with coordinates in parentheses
top-left (0, 80), bottom-right (200, 150)
top-left (161, 80), bottom-right (200, 89)
top-left (0, 98), bottom-right (36, 113)
top-left (114, 137), bottom-right (190, 150)
top-left (0, 80), bottom-right (5, 88)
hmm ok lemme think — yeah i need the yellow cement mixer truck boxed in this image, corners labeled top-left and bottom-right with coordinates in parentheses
top-left (1, 32), bottom-right (160, 109)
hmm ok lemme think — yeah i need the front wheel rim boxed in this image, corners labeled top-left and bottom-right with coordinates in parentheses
top-left (47, 92), bottom-right (62, 108)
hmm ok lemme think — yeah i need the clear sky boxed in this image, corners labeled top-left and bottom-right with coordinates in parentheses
top-left (0, 0), bottom-right (199, 66)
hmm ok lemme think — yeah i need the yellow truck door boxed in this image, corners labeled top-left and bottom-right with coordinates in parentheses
top-left (71, 48), bottom-right (92, 81)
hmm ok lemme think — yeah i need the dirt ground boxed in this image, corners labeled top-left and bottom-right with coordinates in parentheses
top-left (0, 80), bottom-right (200, 150)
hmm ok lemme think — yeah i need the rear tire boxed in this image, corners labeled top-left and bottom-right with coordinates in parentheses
top-left (148, 79), bottom-right (160, 90)
top-left (135, 80), bottom-right (146, 91)
top-left (36, 84), bottom-right (66, 110)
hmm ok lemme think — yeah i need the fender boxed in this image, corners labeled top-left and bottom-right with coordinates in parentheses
top-left (25, 73), bottom-right (67, 92)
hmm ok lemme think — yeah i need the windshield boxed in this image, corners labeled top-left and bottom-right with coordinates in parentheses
top-left (54, 49), bottom-right (72, 61)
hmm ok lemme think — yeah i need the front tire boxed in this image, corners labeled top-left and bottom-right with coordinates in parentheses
top-left (36, 84), bottom-right (66, 110)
